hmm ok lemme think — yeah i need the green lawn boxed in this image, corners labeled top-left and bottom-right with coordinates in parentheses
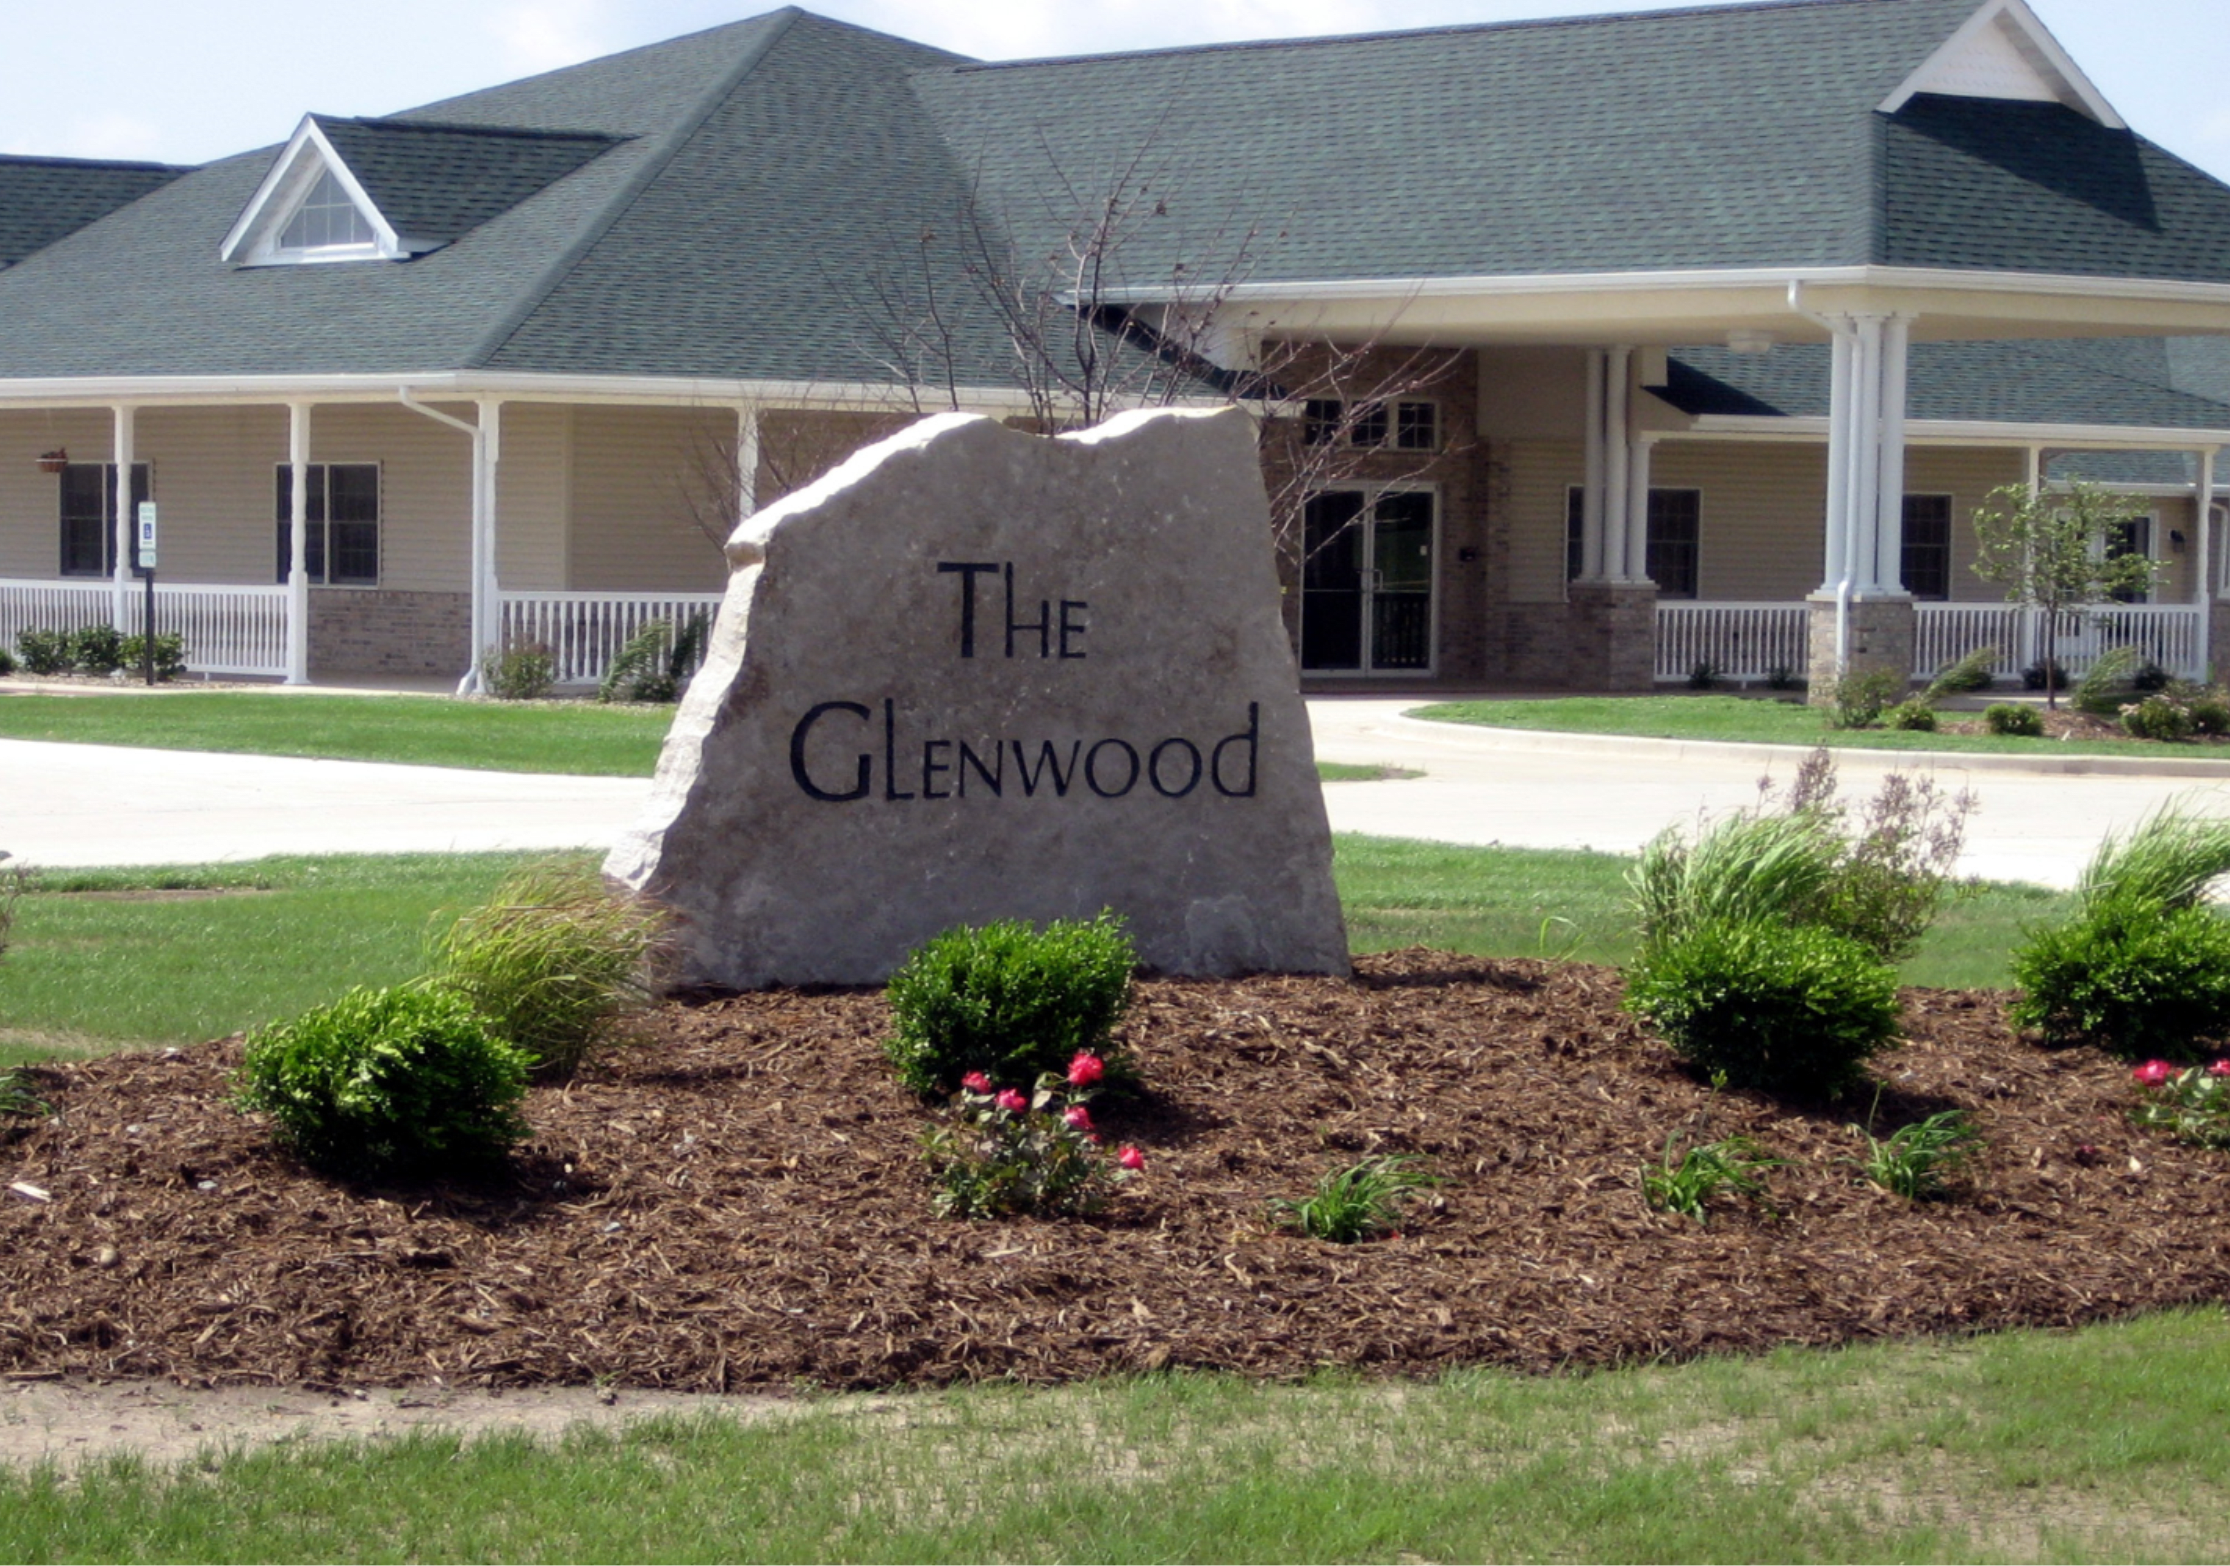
top-left (8, 1308), bottom-right (2229, 1561)
top-left (0, 692), bottom-right (672, 775)
top-left (1413, 693), bottom-right (2230, 760)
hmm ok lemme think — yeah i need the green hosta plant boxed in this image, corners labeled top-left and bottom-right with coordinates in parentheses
top-left (1851, 1108), bottom-right (1981, 1200)
top-left (2129, 1057), bottom-right (2230, 1150)
top-left (1642, 1134), bottom-right (1778, 1224)
top-left (1274, 1155), bottom-right (1437, 1243)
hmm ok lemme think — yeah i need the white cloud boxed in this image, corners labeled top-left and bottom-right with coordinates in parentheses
top-left (487, 0), bottom-right (616, 76)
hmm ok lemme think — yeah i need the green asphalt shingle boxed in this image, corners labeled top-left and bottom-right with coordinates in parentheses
top-left (311, 118), bottom-right (625, 249)
top-left (0, 156), bottom-right (191, 266)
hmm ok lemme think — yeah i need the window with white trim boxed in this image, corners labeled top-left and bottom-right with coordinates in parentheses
top-left (59, 463), bottom-right (151, 577)
top-left (275, 463), bottom-right (380, 586)
top-left (278, 169), bottom-right (377, 254)
top-left (1301, 398), bottom-right (1441, 452)
top-left (1645, 488), bottom-right (1701, 599)
top-left (1901, 494), bottom-right (1952, 600)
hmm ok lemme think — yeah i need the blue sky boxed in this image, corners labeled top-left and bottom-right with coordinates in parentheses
top-left (2, 0), bottom-right (2224, 183)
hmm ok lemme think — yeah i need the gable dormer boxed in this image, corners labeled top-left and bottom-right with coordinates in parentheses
top-left (220, 117), bottom-right (411, 266)
top-left (1880, 0), bottom-right (2124, 127)
top-left (220, 114), bottom-right (625, 268)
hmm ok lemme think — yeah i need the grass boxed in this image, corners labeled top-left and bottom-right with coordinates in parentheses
top-left (0, 691), bottom-right (671, 775)
top-left (6, 1309), bottom-right (2230, 1561)
top-left (1413, 693), bottom-right (2230, 761)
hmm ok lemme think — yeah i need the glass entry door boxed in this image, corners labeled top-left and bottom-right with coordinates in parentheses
top-left (1300, 489), bottom-right (1435, 674)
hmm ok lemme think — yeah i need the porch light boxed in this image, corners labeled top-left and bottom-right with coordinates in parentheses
top-left (1726, 330), bottom-right (1775, 356)
top-left (36, 449), bottom-right (66, 474)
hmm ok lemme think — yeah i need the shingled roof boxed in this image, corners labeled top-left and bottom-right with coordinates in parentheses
top-left (0, 156), bottom-right (192, 267)
top-left (0, 0), bottom-right (2223, 415)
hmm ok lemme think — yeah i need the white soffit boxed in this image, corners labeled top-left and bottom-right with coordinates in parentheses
top-left (1880, 0), bottom-right (2124, 128)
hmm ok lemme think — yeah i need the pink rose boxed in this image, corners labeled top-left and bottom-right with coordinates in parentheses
top-left (1067, 1052), bottom-right (1105, 1088)
top-left (2209, 1060), bottom-right (2230, 1078)
top-left (1117, 1144), bottom-right (1145, 1172)
top-left (994, 1088), bottom-right (1028, 1114)
top-left (961, 1071), bottom-right (993, 1094)
top-left (1064, 1104), bottom-right (1093, 1131)
top-left (2134, 1059), bottom-right (2176, 1087)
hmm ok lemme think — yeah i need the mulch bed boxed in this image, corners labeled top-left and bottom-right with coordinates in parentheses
top-left (3, 952), bottom-right (2224, 1393)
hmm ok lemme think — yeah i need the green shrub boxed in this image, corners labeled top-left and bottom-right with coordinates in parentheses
top-left (117, 633), bottom-right (186, 681)
top-left (2009, 901), bottom-right (2230, 1056)
top-left (1923, 647), bottom-right (1996, 698)
top-left (1623, 917), bottom-right (1902, 1097)
top-left (2121, 692), bottom-right (2196, 743)
top-left (2187, 688), bottom-right (2230, 736)
top-left (2022, 658), bottom-right (2069, 693)
top-left (1826, 668), bottom-right (1905, 730)
top-left (1274, 1155), bottom-right (1436, 1243)
top-left (0, 646), bottom-right (14, 676)
top-left (1632, 811), bottom-right (1840, 946)
top-left (1686, 660), bottom-right (1721, 692)
top-left (1984, 702), bottom-right (2043, 737)
top-left (484, 643), bottom-right (557, 701)
top-left (2078, 806), bottom-right (2230, 914)
top-left (2133, 659), bottom-right (2173, 693)
top-left (67, 623), bottom-right (124, 675)
top-left (598, 615), bottom-right (709, 704)
top-left (1765, 663), bottom-right (1802, 692)
top-left (2073, 645), bottom-right (2143, 716)
top-left (884, 913), bottom-right (1135, 1097)
top-left (1884, 698), bottom-right (1937, 732)
top-left (428, 863), bottom-right (665, 1078)
top-left (15, 628), bottom-right (71, 676)
top-left (234, 985), bottom-right (530, 1177)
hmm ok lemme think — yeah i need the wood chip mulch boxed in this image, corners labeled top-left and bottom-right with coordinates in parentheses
top-left (3, 951), bottom-right (2223, 1393)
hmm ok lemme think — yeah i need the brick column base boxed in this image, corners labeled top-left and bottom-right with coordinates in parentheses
top-left (1806, 594), bottom-right (1916, 705)
top-left (1566, 581), bottom-right (1659, 692)
top-left (2210, 600), bottom-right (2230, 688)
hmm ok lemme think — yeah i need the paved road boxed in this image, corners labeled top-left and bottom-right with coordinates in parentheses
top-left (4, 701), bottom-right (2227, 886)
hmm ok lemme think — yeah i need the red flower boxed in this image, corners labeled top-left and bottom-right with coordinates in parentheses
top-left (1067, 1052), bottom-right (1105, 1087)
top-left (2209, 1060), bottom-right (2230, 1078)
top-left (2134, 1059), bottom-right (2176, 1087)
top-left (961, 1071), bottom-right (993, 1094)
top-left (1064, 1104), bottom-right (1093, 1131)
top-left (1117, 1144), bottom-right (1146, 1172)
top-left (994, 1088), bottom-right (1028, 1114)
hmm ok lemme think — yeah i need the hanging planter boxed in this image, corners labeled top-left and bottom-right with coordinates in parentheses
top-left (36, 449), bottom-right (67, 475)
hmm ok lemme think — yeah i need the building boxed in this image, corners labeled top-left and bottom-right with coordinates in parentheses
top-left (0, 0), bottom-right (2226, 692)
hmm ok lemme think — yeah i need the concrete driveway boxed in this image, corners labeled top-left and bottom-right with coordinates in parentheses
top-left (3, 699), bottom-right (2226, 886)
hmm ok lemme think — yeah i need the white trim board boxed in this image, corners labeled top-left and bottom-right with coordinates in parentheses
top-left (1879, 0), bottom-right (2124, 127)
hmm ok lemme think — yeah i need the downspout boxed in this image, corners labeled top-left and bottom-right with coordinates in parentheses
top-left (1789, 281), bottom-right (1857, 675)
top-left (397, 387), bottom-right (491, 693)
top-left (2200, 445), bottom-right (2219, 681)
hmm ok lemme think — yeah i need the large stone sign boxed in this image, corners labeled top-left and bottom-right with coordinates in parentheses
top-left (605, 406), bottom-right (1349, 987)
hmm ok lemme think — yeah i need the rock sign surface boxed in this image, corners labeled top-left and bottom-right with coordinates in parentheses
top-left (606, 407), bottom-right (1349, 987)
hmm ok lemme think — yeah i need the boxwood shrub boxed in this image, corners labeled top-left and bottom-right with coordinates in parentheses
top-left (235, 984), bottom-right (531, 1177)
top-left (885, 913), bottom-right (1135, 1096)
top-left (2010, 900), bottom-right (2230, 1056)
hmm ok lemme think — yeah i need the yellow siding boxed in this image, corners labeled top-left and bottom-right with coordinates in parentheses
top-left (310, 403), bottom-right (472, 594)
top-left (1649, 442), bottom-right (1826, 601)
top-left (1902, 447), bottom-right (2026, 603)
top-left (0, 410), bottom-right (110, 578)
top-left (1500, 438), bottom-right (1581, 604)
top-left (497, 404), bottom-right (569, 591)
top-left (135, 406), bottom-right (288, 584)
top-left (568, 405), bottom-right (732, 591)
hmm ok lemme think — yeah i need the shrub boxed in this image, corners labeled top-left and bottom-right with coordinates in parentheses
top-left (428, 862), bottom-right (665, 1078)
top-left (1623, 917), bottom-right (1902, 1097)
top-left (15, 629), bottom-right (71, 676)
top-left (67, 623), bottom-right (124, 675)
top-left (2129, 1058), bottom-right (2230, 1150)
top-left (0, 647), bottom-right (14, 676)
top-left (2022, 659), bottom-right (2069, 693)
top-left (2077, 805), bottom-right (2230, 915)
top-left (1984, 702), bottom-right (2043, 737)
top-left (1274, 1155), bottom-right (1436, 1243)
top-left (884, 913), bottom-right (1135, 1097)
top-left (1884, 698), bottom-right (1937, 732)
top-left (1765, 663), bottom-right (1802, 692)
top-left (1632, 811), bottom-right (1840, 946)
top-left (1642, 1134), bottom-right (1778, 1224)
top-left (2133, 659), bottom-right (2173, 693)
top-left (2121, 692), bottom-right (2195, 743)
top-left (2009, 900), bottom-right (2230, 1056)
top-left (234, 985), bottom-right (531, 1177)
top-left (921, 1064), bottom-right (1140, 1218)
top-left (2187, 688), bottom-right (2230, 736)
top-left (1686, 660), bottom-right (1721, 692)
top-left (1851, 1108), bottom-right (1980, 1200)
top-left (0, 1067), bottom-right (49, 1120)
top-left (1923, 647), bottom-right (1996, 698)
top-left (484, 643), bottom-right (557, 701)
top-left (117, 633), bottom-right (186, 682)
top-left (2073, 645), bottom-right (2143, 717)
top-left (1826, 668), bottom-right (1905, 730)
top-left (598, 615), bottom-right (709, 704)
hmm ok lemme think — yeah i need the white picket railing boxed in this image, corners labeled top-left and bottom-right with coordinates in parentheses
top-left (1653, 601), bottom-right (1810, 683)
top-left (0, 578), bottom-right (288, 677)
top-left (499, 590), bottom-right (726, 686)
top-left (1914, 602), bottom-right (2204, 682)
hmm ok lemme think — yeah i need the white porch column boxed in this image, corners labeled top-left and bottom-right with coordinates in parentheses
top-left (109, 406), bottom-right (135, 629)
top-left (1871, 314), bottom-right (1912, 595)
top-left (2200, 445), bottom-right (2218, 680)
top-left (1579, 352), bottom-right (1607, 581)
top-left (736, 403), bottom-right (760, 526)
top-left (1818, 326), bottom-right (1855, 595)
top-left (1845, 314), bottom-right (1885, 595)
top-left (1623, 430), bottom-right (1654, 583)
top-left (470, 398), bottom-right (503, 690)
top-left (286, 401), bottom-right (310, 685)
top-left (1601, 346), bottom-right (1632, 581)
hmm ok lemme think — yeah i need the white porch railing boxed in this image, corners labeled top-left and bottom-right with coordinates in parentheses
top-left (499, 590), bottom-right (726, 686)
top-left (1653, 602), bottom-right (1810, 683)
top-left (1914, 602), bottom-right (2204, 682)
top-left (0, 578), bottom-right (288, 677)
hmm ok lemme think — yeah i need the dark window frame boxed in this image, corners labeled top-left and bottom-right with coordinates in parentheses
top-left (58, 463), bottom-right (152, 578)
top-left (274, 462), bottom-right (381, 587)
top-left (1645, 487), bottom-right (1701, 600)
top-left (1901, 493), bottom-right (1953, 601)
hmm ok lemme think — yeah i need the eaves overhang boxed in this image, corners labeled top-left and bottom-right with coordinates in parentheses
top-left (1688, 413), bottom-right (2230, 451)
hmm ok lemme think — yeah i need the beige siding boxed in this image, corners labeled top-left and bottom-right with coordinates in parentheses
top-left (1901, 447), bottom-right (2026, 602)
top-left (1499, 438), bottom-right (1581, 604)
top-left (496, 403), bottom-right (570, 591)
top-left (310, 403), bottom-right (472, 594)
top-left (568, 406), bottom-right (731, 591)
top-left (136, 406), bottom-right (289, 583)
top-left (1650, 442), bottom-right (1826, 601)
top-left (0, 409), bottom-right (112, 578)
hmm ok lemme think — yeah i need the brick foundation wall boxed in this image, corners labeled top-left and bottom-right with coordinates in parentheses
top-left (310, 589), bottom-right (471, 679)
top-left (1564, 583), bottom-right (1657, 691)
top-left (1806, 594), bottom-right (1916, 702)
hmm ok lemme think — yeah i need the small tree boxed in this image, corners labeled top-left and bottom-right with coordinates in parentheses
top-left (1970, 480), bottom-right (2159, 708)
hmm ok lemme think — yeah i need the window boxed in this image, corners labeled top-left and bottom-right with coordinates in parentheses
top-left (2106, 515), bottom-right (2154, 604)
top-left (275, 463), bottom-right (380, 585)
top-left (1645, 488), bottom-right (1701, 599)
top-left (1565, 485), bottom-right (1585, 583)
top-left (277, 169), bottom-right (376, 255)
top-left (58, 463), bottom-right (151, 577)
top-left (1901, 494), bottom-right (1952, 600)
top-left (1301, 398), bottom-right (1440, 452)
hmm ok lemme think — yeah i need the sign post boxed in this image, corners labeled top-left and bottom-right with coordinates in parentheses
top-left (135, 501), bottom-right (157, 686)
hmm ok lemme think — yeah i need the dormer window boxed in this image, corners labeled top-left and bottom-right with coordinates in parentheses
top-left (278, 170), bottom-right (377, 255)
